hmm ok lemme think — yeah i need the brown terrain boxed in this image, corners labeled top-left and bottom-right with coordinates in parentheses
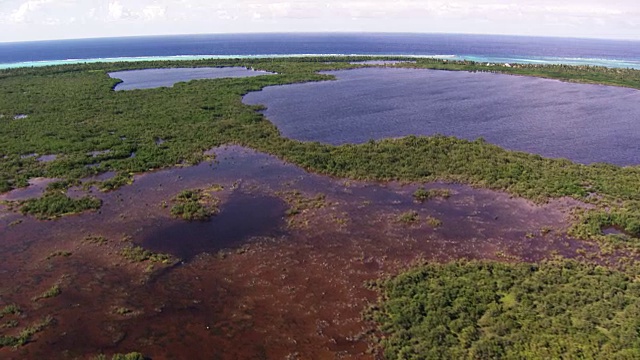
top-left (0, 146), bottom-right (594, 359)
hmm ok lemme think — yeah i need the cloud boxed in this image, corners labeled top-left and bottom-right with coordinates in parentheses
top-left (142, 5), bottom-right (166, 20)
top-left (0, 0), bottom-right (638, 42)
top-left (9, 0), bottom-right (57, 23)
top-left (108, 0), bottom-right (123, 21)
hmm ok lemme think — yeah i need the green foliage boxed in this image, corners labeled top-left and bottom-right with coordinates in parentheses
top-left (45, 179), bottom-right (80, 191)
top-left (111, 353), bottom-right (145, 360)
top-left (397, 210), bottom-right (419, 224)
top-left (425, 216), bottom-right (443, 227)
top-left (0, 316), bottom-right (53, 348)
top-left (367, 260), bottom-right (640, 359)
top-left (0, 304), bottom-right (21, 318)
top-left (170, 201), bottom-right (211, 221)
top-left (98, 173), bottom-right (133, 192)
top-left (92, 351), bottom-right (145, 360)
top-left (413, 187), bottom-right (451, 202)
top-left (32, 285), bottom-right (61, 301)
top-left (18, 192), bottom-right (101, 219)
top-left (280, 190), bottom-right (326, 216)
top-left (569, 204), bottom-right (640, 249)
top-left (113, 307), bottom-right (132, 315)
top-left (83, 235), bottom-right (108, 245)
top-left (120, 245), bottom-right (173, 264)
top-left (402, 59), bottom-right (640, 90)
top-left (45, 250), bottom-right (72, 260)
top-left (170, 189), bottom-right (218, 221)
top-left (0, 320), bottom-right (18, 329)
top-left (1, 58), bottom-right (640, 239)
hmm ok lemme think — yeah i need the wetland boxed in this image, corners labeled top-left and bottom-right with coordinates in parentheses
top-left (2, 57), bottom-right (640, 359)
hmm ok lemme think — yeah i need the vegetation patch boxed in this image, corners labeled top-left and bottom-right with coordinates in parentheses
top-left (281, 190), bottom-right (326, 215)
top-left (45, 179), bottom-right (80, 192)
top-left (413, 187), bottom-right (452, 202)
top-left (401, 60), bottom-right (640, 90)
top-left (397, 210), bottom-right (419, 224)
top-left (571, 208), bottom-right (640, 243)
top-left (83, 235), bottom-right (109, 246)
top-left (113, 307), bottom-right (133, 316)
top-left (366, 259), bottom-right (640, 359)
top-left (45, 250), bottom-right (72, 260)
top-left (17, 192), bottom-right (101, 220)
top-left (0, 316), bottom-right (54, 348)
top-left (32, 284), bottom-right (61, 301)
top-left (425, 216), bottom-right (443, 227)
top-left (98, 173), bottom-right (134, 192)
top-left (170, 189), bottom-right (219, 221)
top-left (0, 304), bottom-right (21, 318)
top-left (0, 320), bottom-right (18, 330)
top-left (279, 190), bottom-right (327, 227)
top-left (1, 58), bottom-right (640, 242)
top-left (120, 245), bottom-right (174, 264)
top-left (92, 353), bottom-right (146, 360)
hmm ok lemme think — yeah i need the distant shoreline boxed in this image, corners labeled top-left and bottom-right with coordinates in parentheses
top-left (2, 53), bottom-right (640, 70)
top-left (1, 33), bottom-right (639, 70)
top-left (0, 54), bottom-right (451, 70)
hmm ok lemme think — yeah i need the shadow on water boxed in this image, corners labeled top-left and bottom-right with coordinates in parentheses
top-left (141, 191), bottom-right (288, 260)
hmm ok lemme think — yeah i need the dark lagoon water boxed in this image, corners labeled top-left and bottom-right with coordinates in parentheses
top-left (109, 67), bottom-right (273, 90)
top-left (244, 68), bottom-right (640, 166)
top-left (2, 33), bottom-right (640, 69)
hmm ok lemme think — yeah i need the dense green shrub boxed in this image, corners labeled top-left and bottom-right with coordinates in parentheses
top-left (170, 189), bottom-right (218, 221)
top-left (18, 193), bottom-right (101, 219)
top-left (368, 259), bottom-right (640, 360)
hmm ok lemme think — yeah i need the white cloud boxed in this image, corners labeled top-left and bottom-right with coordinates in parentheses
top-left (0, 0), bottom-right (638, 41)
top-left (9, 0), bottom-right (56, 23)
top-left (108, 0), bottom-right (123, 21)
top-left (142, 4), bottom-right (166, 20)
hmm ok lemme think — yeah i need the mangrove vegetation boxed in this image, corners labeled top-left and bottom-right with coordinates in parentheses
top-left (367, 259), bottom-right (640, 359)
top-left (1, 57), bottom-right (639, 241)
top-left (3, 57), bottom-right (640, 358)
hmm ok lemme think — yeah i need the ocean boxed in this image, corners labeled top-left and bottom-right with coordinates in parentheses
top-left (1, 33), bottom-right (640, 69)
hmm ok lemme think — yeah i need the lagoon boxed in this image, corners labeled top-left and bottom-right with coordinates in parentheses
top-left (109, 67), bottom-right (273, 90)
top-left (244, 68), bottom-right (640, 166)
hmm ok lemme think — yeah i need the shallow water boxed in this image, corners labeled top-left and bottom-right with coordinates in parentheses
top-left (142, 192), bottom-right (288, 260)
top-left (109, 67), bottom-right (274, 91)
top-left (36, 154), bottom-right (57, 163)
top-left (350, 60), bottom-right (416, 65)
top-left (0, 146), bottom-right (592, 359)
top-left (244, 68), bottom-right (640, 166)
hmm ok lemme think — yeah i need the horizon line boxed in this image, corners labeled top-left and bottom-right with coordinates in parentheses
top-left (2, 31), bottom-right (640, 45)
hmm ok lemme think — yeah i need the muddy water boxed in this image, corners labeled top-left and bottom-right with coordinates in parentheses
top-left (0, 146), bottom-right (593, 359)
top-left (0, 177), bottom-right (60, 201)
top-left (143, 192), bottom-right (288, 260)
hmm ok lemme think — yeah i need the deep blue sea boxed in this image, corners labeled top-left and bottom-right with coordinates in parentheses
top-left (1, 33), bottom-right (640, 69)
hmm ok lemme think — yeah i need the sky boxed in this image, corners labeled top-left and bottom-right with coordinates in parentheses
top-left (0, 0), bottom-right (638, 42)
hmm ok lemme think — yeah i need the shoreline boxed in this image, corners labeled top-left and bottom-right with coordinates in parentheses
top-left (2, 53), bottom-right (640, 70)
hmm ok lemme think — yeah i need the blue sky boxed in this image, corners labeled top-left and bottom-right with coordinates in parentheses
top-left (0, 0), bottom-right (638, 42)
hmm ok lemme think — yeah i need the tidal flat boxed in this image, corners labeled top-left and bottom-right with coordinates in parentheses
top-left (0, 146), bottom-right (592, 359)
